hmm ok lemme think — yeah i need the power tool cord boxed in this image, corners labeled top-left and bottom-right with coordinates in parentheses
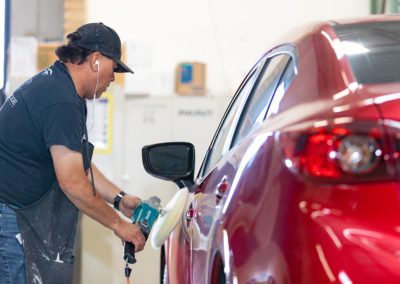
top-left (125, 262), bottom-right (132, 284)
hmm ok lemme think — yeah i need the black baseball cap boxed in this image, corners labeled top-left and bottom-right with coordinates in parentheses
top-left (73, 22), bottom-right (133, 73)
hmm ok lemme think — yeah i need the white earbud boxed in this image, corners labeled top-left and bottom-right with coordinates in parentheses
top-left (95, 60), bottom-right (100, 71)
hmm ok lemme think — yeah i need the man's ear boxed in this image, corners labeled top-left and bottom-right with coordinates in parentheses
top-left (89, 52), bottom-right (101, 72)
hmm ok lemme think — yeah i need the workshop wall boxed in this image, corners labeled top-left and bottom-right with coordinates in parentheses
top-left (10, 0), bottom-right (63, 41)
top-left (86, 0), bottom-right (369, 97)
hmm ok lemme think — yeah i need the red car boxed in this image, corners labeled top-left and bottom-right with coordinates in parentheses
top-left (142, 15), bottom-right (400, 284)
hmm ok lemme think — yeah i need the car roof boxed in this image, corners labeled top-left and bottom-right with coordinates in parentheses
top-left (266, 15), bottom-right (400, 86)
top-left (329, 14), bottom-right (400, 25)
top-left (272, 14), bottom-right (400, 48)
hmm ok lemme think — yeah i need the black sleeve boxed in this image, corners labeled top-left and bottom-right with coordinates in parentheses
top-left (39, 102), bottom-right (84, 152)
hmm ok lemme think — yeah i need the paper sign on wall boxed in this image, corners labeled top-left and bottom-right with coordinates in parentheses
top-left (86, 93), bottom-right (114, 154)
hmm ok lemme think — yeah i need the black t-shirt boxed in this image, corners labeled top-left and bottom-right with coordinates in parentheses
top-left (0, 61), bottom-right (87, 207)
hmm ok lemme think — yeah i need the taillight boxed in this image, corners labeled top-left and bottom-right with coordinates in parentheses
top-left (301, 133), bottom-right (342, 178)
top-left (338, 135), bottom-right (381, 173)
top-left (279, 121), bottom-right (395, 182)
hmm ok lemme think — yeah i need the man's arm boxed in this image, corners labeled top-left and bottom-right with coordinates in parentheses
top-left (50, 145), bottom-right (145, 251)
top-left (89, 163), bottom-right (141, 219)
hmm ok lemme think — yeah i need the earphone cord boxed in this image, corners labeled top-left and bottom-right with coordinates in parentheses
top-left (88, 66), bottom-right (100, 133)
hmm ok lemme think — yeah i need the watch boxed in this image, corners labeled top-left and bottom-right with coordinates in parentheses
top-left (113, 191), bottom-right (126, 211)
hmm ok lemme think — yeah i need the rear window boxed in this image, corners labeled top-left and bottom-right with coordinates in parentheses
top-left (332, 21), bottom-right (400, 84)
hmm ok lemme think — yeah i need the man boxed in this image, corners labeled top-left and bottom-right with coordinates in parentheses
top-left (0, 23), bottom-right (145, 284)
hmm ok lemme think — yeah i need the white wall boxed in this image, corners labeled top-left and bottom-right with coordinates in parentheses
top-left (86, 0), bottom-right (370, 96)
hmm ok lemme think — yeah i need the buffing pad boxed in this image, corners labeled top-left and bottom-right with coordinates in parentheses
top-left (150, 187), bottom-right (189, 248)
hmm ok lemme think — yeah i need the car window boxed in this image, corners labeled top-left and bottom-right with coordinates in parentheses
top-left (232, 54), bottom-right (290, 145)
top-left (332, 21), bottom-right (400, 84)
top-left (200, 65), bottom-right (261, 177)
top-left (266, 58), bottom-right (296, 118)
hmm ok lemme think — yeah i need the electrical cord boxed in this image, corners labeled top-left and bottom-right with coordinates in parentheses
top-left (125, 262), bottom-right (132, 284)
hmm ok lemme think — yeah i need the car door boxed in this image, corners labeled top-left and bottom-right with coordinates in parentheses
top-left (188, 45), bottom-right (298, 283)
top-left (221, 50), bottom-right (298, 283)
top-left (185, 57), bottom-right (265, 284)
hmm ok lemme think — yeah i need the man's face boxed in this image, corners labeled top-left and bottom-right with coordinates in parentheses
top-left (94, 55), bottom-right (117, 98)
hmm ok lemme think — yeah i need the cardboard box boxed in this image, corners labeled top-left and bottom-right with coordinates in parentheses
top-left (113, 43), bottom-right (126, 86)
top-left (37, 43), bottom-right (59, 71)
top-left (176, 62), bottom-right (206, 95)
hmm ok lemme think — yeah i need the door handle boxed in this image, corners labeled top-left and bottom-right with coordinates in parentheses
top-left (216, 176), bottom-right (229, 205)
top-left (216, 176), bottom-right (229, 198)
top-left (185, 207), bottom-right (196, 221)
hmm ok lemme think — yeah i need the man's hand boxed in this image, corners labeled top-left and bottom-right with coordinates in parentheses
top-left (114, 220), bottom-right (146, 252)
top-left (119, 194), bottom-right (141, 219)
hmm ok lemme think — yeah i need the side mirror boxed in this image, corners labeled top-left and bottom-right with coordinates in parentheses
top-left (142, 142), bottom-right (195, 188)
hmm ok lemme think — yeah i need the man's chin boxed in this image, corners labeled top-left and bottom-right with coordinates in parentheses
top-left (93, 92), bottom-right (104, 100)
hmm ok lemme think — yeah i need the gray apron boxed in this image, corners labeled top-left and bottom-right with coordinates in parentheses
top-left (14, 139), bottom-right (94, 284)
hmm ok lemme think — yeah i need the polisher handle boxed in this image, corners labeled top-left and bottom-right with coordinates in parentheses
top-left (124, 241), bottom-right (137, 264)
